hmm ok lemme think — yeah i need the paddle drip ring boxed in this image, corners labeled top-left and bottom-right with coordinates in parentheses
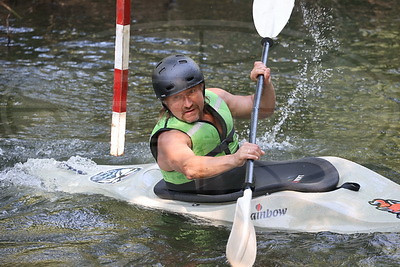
top-left (261, 37), bottom-right (274, 47)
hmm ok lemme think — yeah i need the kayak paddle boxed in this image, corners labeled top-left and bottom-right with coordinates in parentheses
top-left (226, 1), bottom-right (295, 266)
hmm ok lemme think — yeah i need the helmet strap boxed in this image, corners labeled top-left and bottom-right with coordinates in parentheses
top-left (161, 101), bottom-right (175, 119)
top-left (161, 101), bottom-right (170, 112)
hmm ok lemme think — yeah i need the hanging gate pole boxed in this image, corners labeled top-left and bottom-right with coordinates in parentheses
top-left (110, 0), bottom-right (131, 156)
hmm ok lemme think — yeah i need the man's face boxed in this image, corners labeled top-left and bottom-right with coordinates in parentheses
top-left (163, 84), bottom-right (204, 123)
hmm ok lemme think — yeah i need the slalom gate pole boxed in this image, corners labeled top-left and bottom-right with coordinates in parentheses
top-left (110, 0), bottom-right (131, 156)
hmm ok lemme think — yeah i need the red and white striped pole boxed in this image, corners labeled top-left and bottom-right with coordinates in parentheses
top-left (111, 0), bottom-right (131, 156)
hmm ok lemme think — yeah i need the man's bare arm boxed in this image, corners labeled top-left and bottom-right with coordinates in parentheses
top-left (157, 130), bottom-right (264, 179)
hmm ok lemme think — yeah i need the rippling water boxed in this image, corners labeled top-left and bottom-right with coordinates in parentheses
top-left (1, 0), bottom-right (399, 266)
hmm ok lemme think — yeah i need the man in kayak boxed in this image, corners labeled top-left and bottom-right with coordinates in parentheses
top-left (150, 54), bottom-right (275, 194)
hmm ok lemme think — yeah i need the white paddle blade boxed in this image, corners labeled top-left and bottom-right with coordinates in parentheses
top-left (226, 189), bottom-right (257, 267)
top-left (253, 0), bottom-right (295, 38)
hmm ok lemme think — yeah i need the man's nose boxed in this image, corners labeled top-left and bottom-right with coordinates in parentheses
top-left (183, 95), bottom-right (192, 107)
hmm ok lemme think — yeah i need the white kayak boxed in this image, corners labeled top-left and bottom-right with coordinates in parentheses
top-left (28, 156), bottom-right (400, 234)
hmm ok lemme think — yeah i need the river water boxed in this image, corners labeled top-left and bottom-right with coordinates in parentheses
top-left (1, 0), bottom-right (399, 266)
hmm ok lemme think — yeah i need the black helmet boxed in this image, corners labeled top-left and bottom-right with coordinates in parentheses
top-left (152, 55), bottom-right (204, 99)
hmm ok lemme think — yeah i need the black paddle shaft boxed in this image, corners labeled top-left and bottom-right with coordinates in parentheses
top-left (244, 37), bottom-right (274, 189)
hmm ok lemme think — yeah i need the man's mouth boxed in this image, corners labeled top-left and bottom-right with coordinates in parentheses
top-left (184, 108), bottom-right (196, 115)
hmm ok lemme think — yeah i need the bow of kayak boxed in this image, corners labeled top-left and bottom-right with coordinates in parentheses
top-left (28, 156), bottom-right (400, 233)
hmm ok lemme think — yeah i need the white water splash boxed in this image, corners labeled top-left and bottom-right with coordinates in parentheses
top-left (260, 2), bottom-right (340, 150)
top-left (0, 156), bottom-right (98, 191)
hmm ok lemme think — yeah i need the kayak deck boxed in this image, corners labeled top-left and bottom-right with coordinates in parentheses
top-left (154, 157), bottom-right (342, 203)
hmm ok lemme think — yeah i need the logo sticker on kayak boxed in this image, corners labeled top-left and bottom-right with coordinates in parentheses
top-left (291, 174), bottom-right (305, 183)
top-left (251, 203), bottom-right (287, 221)
top-left (90, 167), bottom-right (141, 184)
top-left (59, 163), bottom-right (87, 175)
top-left (369, 199), bottom-right (400, 219)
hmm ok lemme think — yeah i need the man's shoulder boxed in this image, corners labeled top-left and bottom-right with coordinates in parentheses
top-left (206, 87), bottom-right (226, 97)
top-left (206, 88), bottom-right (231, 103)
top-left (157, 129), bottom-right (191, 147)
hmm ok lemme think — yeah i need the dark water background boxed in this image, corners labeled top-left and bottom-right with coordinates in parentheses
top-left (1, 0), bottom-right (399, 265)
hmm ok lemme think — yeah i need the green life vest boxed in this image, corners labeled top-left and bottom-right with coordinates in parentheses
top-left (150, 89), bottom-right (239, 185)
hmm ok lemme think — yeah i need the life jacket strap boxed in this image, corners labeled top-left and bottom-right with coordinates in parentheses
top-left (206, 127), bottom-right (236, 157)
